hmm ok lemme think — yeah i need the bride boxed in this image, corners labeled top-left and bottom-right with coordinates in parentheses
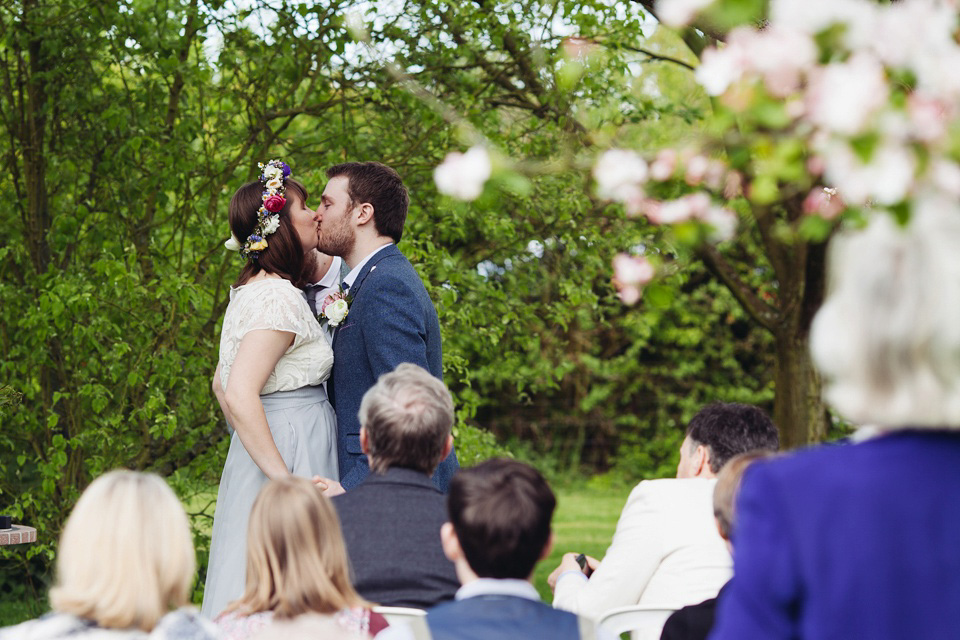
top-left (202, 160), bottom-right (337, 618)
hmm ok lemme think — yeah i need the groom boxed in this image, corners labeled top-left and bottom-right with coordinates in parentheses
top-left (314, 161), bottom-right (459, 493)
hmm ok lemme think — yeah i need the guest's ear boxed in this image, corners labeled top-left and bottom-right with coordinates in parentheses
top-left (694, 445), bottom-right (710, 477)
top-left (440, 522), bottom-right (461, 563)
top-left (440, 435), bottom-right (454, 460)
top-left (539, 531), bottom-right (555, 562)
top-left (359, 427), bottom-right (370, 455)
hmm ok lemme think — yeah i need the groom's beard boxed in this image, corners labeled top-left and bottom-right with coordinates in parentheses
top-left (317, 217), bottom-right (355, 258)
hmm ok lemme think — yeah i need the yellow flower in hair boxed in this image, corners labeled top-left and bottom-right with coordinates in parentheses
top-left (249, 239), bottom-right (268, 251)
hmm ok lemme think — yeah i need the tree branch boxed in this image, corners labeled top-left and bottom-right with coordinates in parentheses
top-left (696, 243), bottom-right (779, 333)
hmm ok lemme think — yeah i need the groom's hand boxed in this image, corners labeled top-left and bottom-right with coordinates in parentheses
top-left (313, 475), bottom-right (346, 497)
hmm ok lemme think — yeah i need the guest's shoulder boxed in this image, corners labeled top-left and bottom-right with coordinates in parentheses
top-left (628, 477), bottom-right (717, 503)
top-left (153, 609), bottom-right (220, 640)
top-left (0, 614), bottom-right (104, 640)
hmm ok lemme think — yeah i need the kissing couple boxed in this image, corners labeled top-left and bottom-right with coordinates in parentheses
top-left (202, 159), bottom-right (460, 618)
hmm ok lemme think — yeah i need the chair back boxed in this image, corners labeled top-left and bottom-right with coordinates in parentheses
top-left (373, 606), bottom-right (432, 640)
top-left (597, 605), bottom-right (675, 640)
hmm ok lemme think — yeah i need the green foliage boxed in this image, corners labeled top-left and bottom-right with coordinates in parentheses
top-left (0, 0), bottom-right (773, 601)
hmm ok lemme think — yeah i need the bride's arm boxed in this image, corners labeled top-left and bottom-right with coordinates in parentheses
top-left (223, 329), bottom-right (296, 480)
top-left (212, 363), bottom-right (237, 427)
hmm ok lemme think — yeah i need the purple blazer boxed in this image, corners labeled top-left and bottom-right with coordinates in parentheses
top-left (710, 430), bottom-right (960, 640)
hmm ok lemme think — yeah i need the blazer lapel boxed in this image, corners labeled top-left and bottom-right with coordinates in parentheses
top-left (332, 244), bottom-right (399, 347)
top-left (348, 243), bottom-right (400, 299)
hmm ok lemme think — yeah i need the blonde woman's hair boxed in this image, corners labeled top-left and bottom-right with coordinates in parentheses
top-left (226, 476), bottom-right (368, 618)
top-left (811, 205), bottom-right (960, 427)
top-left (49, 470), bottom-right (195, 631)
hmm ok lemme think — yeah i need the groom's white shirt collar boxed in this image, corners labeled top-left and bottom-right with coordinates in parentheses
top-left (312, 255), bottom-right (342, 290)
top-left (343, 243), bottom-right (393, 289)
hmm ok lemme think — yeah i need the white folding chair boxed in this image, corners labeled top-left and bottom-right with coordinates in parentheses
top-left (373, 606), bottom-right (432, 640)
top-left (597, 605), bottom-right (675, 640)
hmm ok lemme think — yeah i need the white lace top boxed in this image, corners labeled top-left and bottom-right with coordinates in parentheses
top-left (218, 278), bottom-right (333, 394)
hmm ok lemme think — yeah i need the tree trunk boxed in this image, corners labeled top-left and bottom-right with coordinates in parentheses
top-left (773, 329), bottom-right (827, 448)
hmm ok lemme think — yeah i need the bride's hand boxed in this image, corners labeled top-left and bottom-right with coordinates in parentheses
top-left (313, 475), bottom-right (345, 497)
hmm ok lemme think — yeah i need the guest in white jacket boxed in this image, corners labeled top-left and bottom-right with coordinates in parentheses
top-left (548, 403), bottom-right (779, 621)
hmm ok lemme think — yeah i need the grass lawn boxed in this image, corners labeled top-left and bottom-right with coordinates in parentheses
top-left (532, 482), bottom-right (632, 601)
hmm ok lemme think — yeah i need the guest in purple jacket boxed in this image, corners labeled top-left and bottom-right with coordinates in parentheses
top-left (710, 209), bottom-right (960, 640)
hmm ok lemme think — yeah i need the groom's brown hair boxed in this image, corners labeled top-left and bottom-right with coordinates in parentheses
top-left (326, 162), bottom-right (409, 243)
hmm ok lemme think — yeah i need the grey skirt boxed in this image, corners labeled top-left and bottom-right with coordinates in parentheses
top-left (200, 385), bottom-right (338, 618)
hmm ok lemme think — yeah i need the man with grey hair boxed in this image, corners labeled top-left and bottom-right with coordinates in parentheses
top-left (332, 363), bottom-right (459, 608)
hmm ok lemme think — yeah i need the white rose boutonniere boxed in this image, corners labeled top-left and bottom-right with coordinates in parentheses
top-left (320, 288), bottom-right (352, 328)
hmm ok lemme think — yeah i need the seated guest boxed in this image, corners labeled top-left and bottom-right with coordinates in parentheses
top-left (549, 403), bottom-right (779, 623)
top-left (332, 363), bottom-right (459, 608)
top-left (215, 477), bottom-right (387, 639)
top-left (711, 211), bottom-right (960, 639)
top-left (252, 616), bottom-right (365, 640)
top-left (0, 471), bottom-right (217, 640)
top-left (376, 458), bottom-right (615, 640)
top-left (659, 451), bottom-right (772, 640)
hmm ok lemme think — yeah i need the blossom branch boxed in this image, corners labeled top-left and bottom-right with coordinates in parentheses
top-left (696, 243), bottom-right (778, 333)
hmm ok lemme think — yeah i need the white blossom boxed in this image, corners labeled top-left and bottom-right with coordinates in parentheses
top-left (695, 44), bottom-right (745, 96)
top-left (657, 0), bottom-right (716, 27)
top-left (434, 146), bottom-right (493, 201)
top-left (700, 206), bottom-right (739, 242)
top-left (593, 150), bottom-right (648, 201)
top-left (261, 215), bottom-right (280, 236)
top-left (806, 53), bottom-right (889, 135)
top-left (822, 140), bottom-right (916, 205)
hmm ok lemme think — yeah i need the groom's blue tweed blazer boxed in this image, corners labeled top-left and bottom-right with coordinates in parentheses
top-left (329, 243), bottom-right (459, 491)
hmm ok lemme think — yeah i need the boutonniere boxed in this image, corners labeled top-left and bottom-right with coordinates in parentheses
top-left (319, 287), bottom-right (352, 328)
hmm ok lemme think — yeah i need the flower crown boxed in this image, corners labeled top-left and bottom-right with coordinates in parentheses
top-left (224, 159), bottom-right (292, 259)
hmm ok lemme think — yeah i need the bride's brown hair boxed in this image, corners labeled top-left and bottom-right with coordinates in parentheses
top-left (229, 179), bottom-right (309, 287)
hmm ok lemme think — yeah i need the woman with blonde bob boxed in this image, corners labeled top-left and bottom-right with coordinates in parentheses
top-left (1, 471), bottom-right (217, 640)
top-left (712, 207), bottom-right (960, 640)
top-left (214, 476), bottom-right (388, 639)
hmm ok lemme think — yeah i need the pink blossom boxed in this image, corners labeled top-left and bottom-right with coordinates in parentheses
top-left (724, 172), bottom-right (744, 199)
top-left (562, 36), bottom-right (598, 59)
top-left (650, 149), bottom-right (677, 181)
top-left (931, 160), bottom-right (960, 197)
top-left (749, 27), bottom-right (818, 98)
top-left (653, 193), bottom-right (711, 224)
top-left (803, 187), bottom-right (845, 219)
top-left (703, 160), bottom-right (727, 191)
top-left (612, 253), bottom-right (655, 305)
top-left (699, 206), bottom-right (739, 242)
top-left (908, 94), bottom-right (949, 142)
top-left (685, 155), bottom-right (709, 186)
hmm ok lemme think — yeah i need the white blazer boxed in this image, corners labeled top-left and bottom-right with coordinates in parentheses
top-left (553, 478), bottom-right (732, 620)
